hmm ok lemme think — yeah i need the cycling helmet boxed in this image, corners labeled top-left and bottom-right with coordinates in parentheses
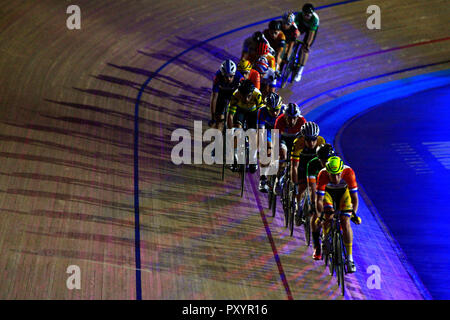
top-left (238, 79), bottom-right (255, 96)
top-left (256, 41), bottom-right (270, 56)
top-left (266, 92), bottom-right (283, 111)
top-left (285, 102), bottom-right (301, 117)
top-left (301, 121), bottom-right (320, 139)
top-left (302, 3), bottom-right (315, 14)
top-left (252, 31), bottom-right (264, 42)
top-left (325, 156), bottom-right (344, 174)
top-left (237, 59), bottom-right (252, 72)
top-left (254, 56), bottom-right (269, 75)
top-left (282, 11), bottom-right (295, 25)
top-left (220, 59), bottom-right (236, 76)
top-left (269, 20), bottom-right (282, 31)
top-left (316, 143), bottom-right (335, 161)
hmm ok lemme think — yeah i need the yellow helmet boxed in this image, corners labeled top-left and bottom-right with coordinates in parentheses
top-left (237, 59), bottom-right (252, 72)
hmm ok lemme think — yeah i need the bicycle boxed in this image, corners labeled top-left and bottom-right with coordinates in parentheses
top-left (297, 184), bottom-right (312, 246)
top-left (278, 157), bottom-right (292, 230)
top-left (267, 175), bottom-right (277, 217)
top-left (222, 112), bottom-right (250, 198)
top-left (279, 40), bottom-right (305, 88)
top-left (321, 199), bottom-right (349, 296)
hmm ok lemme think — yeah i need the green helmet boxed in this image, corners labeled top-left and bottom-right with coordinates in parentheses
top-left (325, 156), bottom-right (344, 174)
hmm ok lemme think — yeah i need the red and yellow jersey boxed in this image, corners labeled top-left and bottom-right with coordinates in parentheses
top-left (316, 166), bottom-right (358, 196)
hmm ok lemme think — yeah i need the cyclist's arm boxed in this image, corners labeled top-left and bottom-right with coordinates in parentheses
top-left (276, 44), bottom-right (285, 68)
top-left (210, 91), bottom-right (218, 120)
top-left (291, 157), bottom-right (299, 184)
top-left (350, 192), bottom-right (359, 214)
top-left (304, 30), bottom-right (316, 49)
top-left (306, 160), bottom-right (317, 205)
top-left (227, 99), bottom-right (237, 128)
top-left (316, 193), bottom-right (324, 215)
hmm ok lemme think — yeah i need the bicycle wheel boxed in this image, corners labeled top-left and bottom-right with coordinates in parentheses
top-left (328, 235), bottom-right (334, 276)
top-left (303, 201), bottom-right (311, 246)
top-left (271, 192), bottom-right (277, 217)
top-left (240, 162), bottom-right (246, 197)
top-left (221, 112), bottom-right (228, 181)
top-left (335, 232), bottom-right (345, 296)
top-left (268, 176), bottom-right (274, 209)
top-left (282, 181), bottom-right (289, 227)
top-left (289, 184), bottom-right (296, 236)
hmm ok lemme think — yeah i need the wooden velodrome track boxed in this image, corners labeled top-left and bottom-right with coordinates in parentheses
top-left (1, 0), bottom-right (449, 299)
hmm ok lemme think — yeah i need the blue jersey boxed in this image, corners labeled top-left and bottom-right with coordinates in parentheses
top-left (257, 106), bottom-right (277, 129)
top-left (212, 70), bottom-right (243, 99)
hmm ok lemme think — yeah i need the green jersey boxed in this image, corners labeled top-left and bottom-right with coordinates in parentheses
top-left (295, 11), bottom-right (319, 31)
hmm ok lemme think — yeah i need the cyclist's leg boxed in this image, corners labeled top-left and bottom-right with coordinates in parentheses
top-left (274, 139), bottom-right (287, 194)
top-left (214, 95), bottom-right (228, 132)
top-left (230, 110), bottom-right (244, 170)
top-left (339, 188), bottom-right (356, 271)
top-left (311, 183), bottom-right (322, 258)
top-left (322, 191), bottom-right (335, 239)
top-left (296, 29), bottom-right (317, 82)
top-left (259, 130), bottom-right (272, 191)
top-left (247, 110), bottom-right (259, 173)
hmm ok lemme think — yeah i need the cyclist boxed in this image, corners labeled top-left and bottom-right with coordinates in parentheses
top-left (280, 11), bottom-right (300, 72)
top-left (227, 79), bottom-right (264, 173)
top-left (263, 20), bottom-right (286, 69)
top-left (273, 103), bottom-right (306, 194)
top-left (291, 122), bottom-right (325, 226)
top-left (237, 59), bottom-right (260, 90)
top-left (292, 3), bottom-right (319, 82)
top-left (305, 143), bottom-right (335, 260)
top-left (241, 31), bottom-right (275, 64)
top-left (210, 59), bottom-right (241, 132)
top-left (257, 92), bottom-right (284, 192)
top-left (316, 156), bottom-right (362, 273)
top-left (253, 55), bottom-right (277, 99)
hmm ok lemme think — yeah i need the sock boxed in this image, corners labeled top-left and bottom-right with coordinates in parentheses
top-left (312, 231), bottom-right (321, 250)
top-left (344, 242), bottom-right (353, 260)
top-left (323, 225), bottom-right (330, 238)
top-left (299, 65), bottom-right (304, 74)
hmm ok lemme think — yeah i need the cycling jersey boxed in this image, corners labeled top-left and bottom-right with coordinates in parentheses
top-left (316, 166), bottom-right (358, 195)
top-left (242, 35), bottom-right (275, 62)
top-left (228, 88), bottom-right (264, 115)
top-left (317, 165), bottom-right (358, 215)
top-left (295, 11), bottom-right (319, 32)
top-left (306, 157), bottom-right (323, 184)
top-left (212, 70), bottom-right (243, 98)
top-left (281, 24), bottom-right (300, 42)
top-left (257, 106), bottom-right (278, 143)
top-left (263, 54), bottom-right (277, 70)
top-left (263, 28), bottom-right (286, 52)
top-left (257, 106), bottom-right (277, 129)
top-left (291, 135), bottom-right (325, 162)
top-left (248, 69), bottom-right (261, 90)
top-left (274, 113), bottom-right (306, 138)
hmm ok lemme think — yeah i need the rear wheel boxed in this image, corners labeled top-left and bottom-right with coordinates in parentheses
top-left (303, 200), bottom-right (311, 246)
top-left (240, 162), bottom-right (246, 197)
